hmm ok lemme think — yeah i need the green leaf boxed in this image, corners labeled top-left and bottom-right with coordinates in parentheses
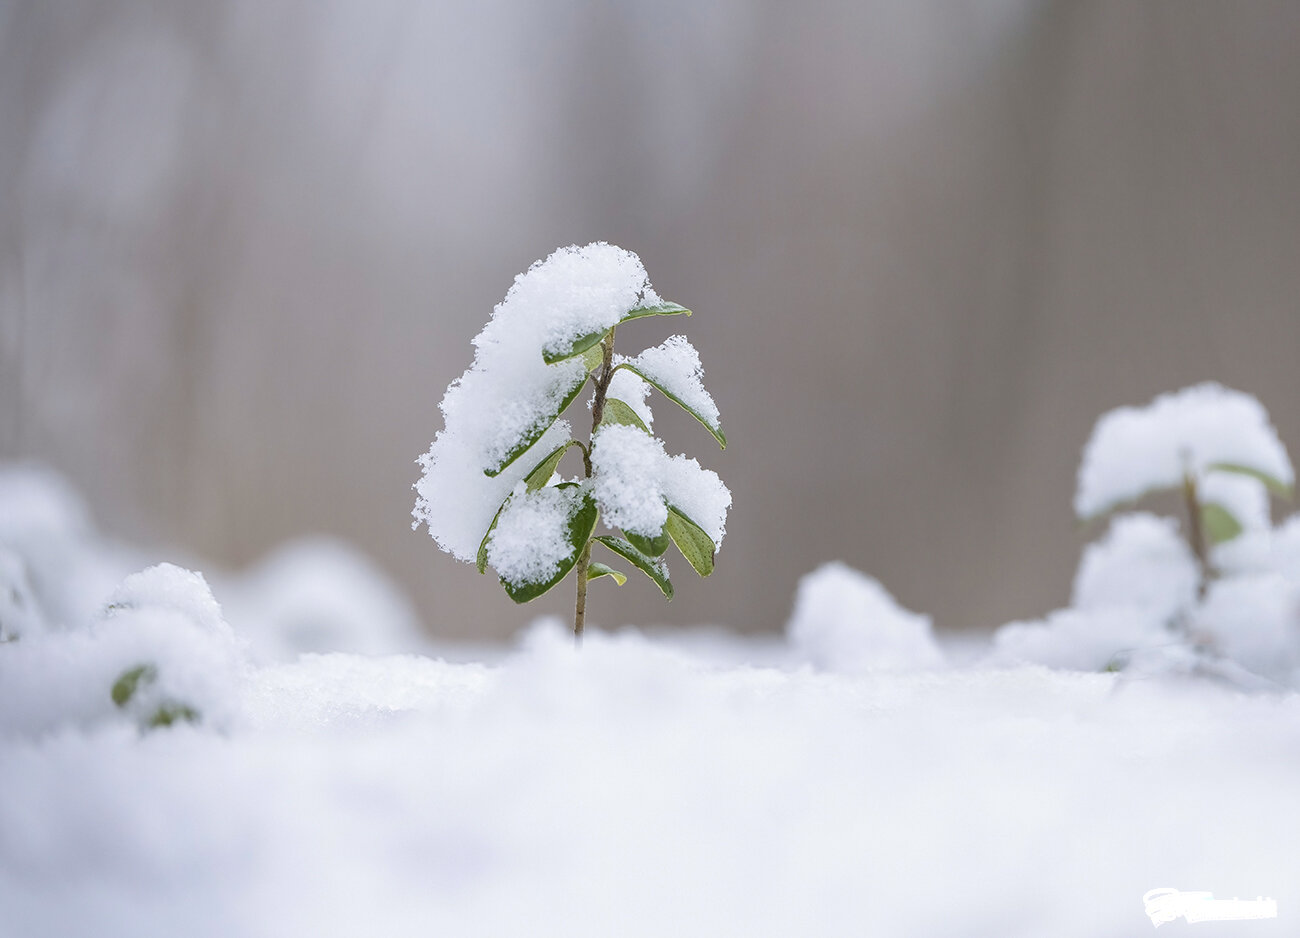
top-left (484, 369), bottom-right (588, 477)
top-left (581, 343), bottom-right (606, 373)
top-left (501, 485), bottom-right (599, 603)
top-left (1208, 462), bottom-right (1294, 499)
top-left (665, 506), bottom-right (716, 577)
top-left (594, 536), bottom-right (673, 600)
top-left (149, 702), bottom-right (200, 728)
top-left (1202, 502), bottom-right (1244, 545)
top-left (615, 364), bottom-right (726, 449)
top-left (626, 526), bottom-right (670, 558)
top-left (600, 398), bottom-right (651, 433)
top-left (620, 301), bottom-right (692, 323)
top-left (112, 664), bottom-right (157, 708)
top-left (477, 500), bottom-right (507, 574)
top-left (586, 562), bottom-right (627, 586)
top-left (543, 329), bottom-right (610, 365)
top-left (523, 440), bottom-right (578, 492)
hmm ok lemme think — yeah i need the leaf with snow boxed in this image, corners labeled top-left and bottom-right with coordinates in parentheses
top-left (665, 506), bottom-right (715, 577)
top-left (594, 535), bottom-right (674, 599)
top-left (620, 300), bottom-right (691, 323)
top-left (617, 335), bottom-right (725, 449)
top-left (483, 369), bottom-right (588, 477)
top-left (1075, 383), bottom-right (1293, 520)
top-left (487, 484), bottom-right (598, 603)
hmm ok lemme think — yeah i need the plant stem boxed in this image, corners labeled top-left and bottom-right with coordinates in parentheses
top-left (574, 330), bottom-right (618, 643)
top-left (1183, 472), bottom-right (1211, 601)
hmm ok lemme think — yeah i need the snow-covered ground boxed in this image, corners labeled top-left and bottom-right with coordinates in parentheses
top-left (2, 463), bottom-right (1298, 936)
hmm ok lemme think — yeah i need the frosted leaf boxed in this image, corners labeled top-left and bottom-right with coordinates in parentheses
top-left (621, 335), bottom-right (721, 434)
top-left (603, 367), bottom-right (654, 429)
top-left (591, 425), bottom-right (732, 549)
top-left (414, 243), bottom-right (661, 563)
top-left (1075, 383), bottom-right (1293, 519)
top-left (486, 485), bottom-right (586, 589)
top-left (1071, 513), bottom-right (1198, 623)
top-left (660, 453), bottom-right (730, 548)
top-left (786, 562), bottom-right (943, 672)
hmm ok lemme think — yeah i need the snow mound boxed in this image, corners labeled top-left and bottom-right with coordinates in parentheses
top-left (787, 562), bottom-right (943, 671)
top-left (0, 563), bottom-right (248, 737)
top-left (1071, 512), bottom-right (1198, 623)
top-left (220, 537), bottom-right (430, 662)
top-left (988, 606), bottom-right (1172, 672)
top-left (1196, 573), bottom-right (1300, 683)
top-left (415, 243), bottom-right (656, 563)
top-left (1074, 383), bottom-right (1292, 519)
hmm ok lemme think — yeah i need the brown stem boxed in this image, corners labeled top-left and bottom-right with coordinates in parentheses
top-left (574, 330), bottom-right (618, 643)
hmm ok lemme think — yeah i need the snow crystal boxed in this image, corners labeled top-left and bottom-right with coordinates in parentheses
top-left (603, 366), bottom-right (654, 428)
top-left (787, 562), bottom-right (944, 672)
top-left (1071, 513), bottom-right (1198, 623)
top-left (621, 334), bottom-right (721, 433)
top-left (1074, 383), bottom-right (1293, 519)
top-left (590, 425), bottom-right (731, 547)
top-left (415, 243), bottom-right (659, 564)
top-left (485, 484), bottom-right (585, 588)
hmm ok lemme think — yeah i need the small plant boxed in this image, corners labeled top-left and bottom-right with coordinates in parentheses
top-left (1075, 382), bottom-right (1294, 599)
top-left (413, 243), bottom-right (731, 640)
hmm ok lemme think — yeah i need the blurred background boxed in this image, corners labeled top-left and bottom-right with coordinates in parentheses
top-left (2, 0), bottom-right (1299, 641)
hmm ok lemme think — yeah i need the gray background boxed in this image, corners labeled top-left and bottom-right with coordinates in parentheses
top-left (3, 0), bottom-right (1299, 640)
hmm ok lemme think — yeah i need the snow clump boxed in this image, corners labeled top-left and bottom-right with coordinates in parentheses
top-left (590, 424), bottom-right (731, 547)
top-left (619, 334), bottom-right (721, 436)
top-left (486, 484), bottom-right (587, 588)
top-left (1074, 382), bottom-right (1292, 519)
top-left (786, 562), bottom-right (943, 672)
top-left (1071, 513), bottom-right (1199, 623)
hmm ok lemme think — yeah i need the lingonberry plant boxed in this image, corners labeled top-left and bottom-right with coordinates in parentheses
top-left (1075, 382), bottom-right (1293, 599)
top-left (413, 243), bottom-right (730, 639)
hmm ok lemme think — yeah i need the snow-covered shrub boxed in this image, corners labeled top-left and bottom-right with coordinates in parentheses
top-left (0, 563), bottom-right (247, 737)
top-left (1076, 382), bottom-right (1293, 595)
top-left (994, 384), bottom-right (1299, 684)
top-left (786, 562), bottom-right (943, 672)
top-left (413, 243), bottom-right (731, 638)
top-left (100, 563), bottom-right (247, 730)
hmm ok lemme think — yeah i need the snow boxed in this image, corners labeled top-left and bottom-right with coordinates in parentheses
top-left (5, 465), bottom-right (1300, 935)
top-left (1074, 383), bottom-right (1293, 519)
top-left (590, 424), bottom-right (731, 547)
top-left (787, 561), bottom-right (944, 672)
top-left (620, 334), bottom-right (722, 435)
top-left (1070, 512), bottom-right (1198, 623)
top-left (485, 484), bottom-right (586, 588)
top-left (4, 619), bottom-right (1300, 937)
top-left (415, 243), bottom-right (661, 563)
top-left (602, 366), bottom-right (654, 428)
top-left (217, 537), bottom-right (430, 663)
